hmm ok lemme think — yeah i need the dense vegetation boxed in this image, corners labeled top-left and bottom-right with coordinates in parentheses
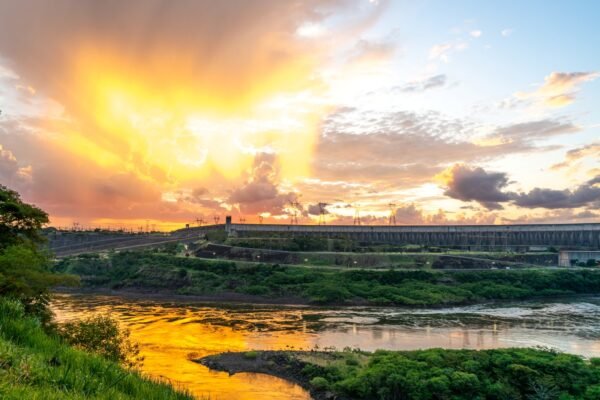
top-left (0, 185), bottom-right (78, 324)
top-left (285, 348), bottom-right (600, 399)
top-left (57, 250), bottom-right (600, 306)
top-left (0, 298), bottom-right (191, 399)
top-left (0, 185), bottom-right (191, 399)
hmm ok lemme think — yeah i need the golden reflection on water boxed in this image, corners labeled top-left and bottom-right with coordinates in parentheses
top-left (52, 296), bottom-right (311, 400)
top-left (51, 294), bottom-right (600, 399)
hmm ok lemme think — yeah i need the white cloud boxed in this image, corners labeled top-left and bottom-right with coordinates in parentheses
top-left (429, 41), bottom-right (468, 63)
top-left (501, 28), bottom-right (514, 37)
top-left (470, 30), bottom-right (482, 38)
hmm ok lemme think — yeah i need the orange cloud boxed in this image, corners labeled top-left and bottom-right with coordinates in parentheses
top-left (516, 71), bottom-right (599, 108)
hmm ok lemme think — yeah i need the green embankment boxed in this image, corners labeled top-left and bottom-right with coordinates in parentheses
top-left (0, 298), bottom-right (192, 400)
top-left (200, 348), bottom-right (600, 400)
top-left (56, 251), bottom-right (600, 306)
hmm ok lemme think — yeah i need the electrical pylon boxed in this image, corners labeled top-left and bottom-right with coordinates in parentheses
top-left (318, 202), bottom-right (328, 225)
top-left (388, 203), bottom-right (397, 225)
top-left (353, 203), bottom-right (361, 225)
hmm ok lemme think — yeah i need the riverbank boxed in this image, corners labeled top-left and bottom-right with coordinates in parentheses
top-left (54, 251), bottom-right (600, 307)
top-left (198, 349), bottom-right (600, 400)
top-left (0, 298), bottom-right (192, 400)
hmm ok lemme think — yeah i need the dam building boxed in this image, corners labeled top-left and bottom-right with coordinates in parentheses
top-left (222, 217), bottom-right (600, 251)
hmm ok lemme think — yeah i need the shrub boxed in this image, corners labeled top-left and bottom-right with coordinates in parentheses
top-left (243, 351), bottom-right (258, 360)
top-left (310, 376), bottom-right (329, 390)
top-left (243, 285), bottom-right (270, 296)
top-left (57, 314), bottom-right (143, 369)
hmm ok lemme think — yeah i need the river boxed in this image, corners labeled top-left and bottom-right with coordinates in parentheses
top-left (51, 294), bottom-right (600, 400)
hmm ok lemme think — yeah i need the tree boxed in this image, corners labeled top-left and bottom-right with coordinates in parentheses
top-left (0, 184), bottom-right (49, 249)
top-left (0, 185), bottom-right (77, 324)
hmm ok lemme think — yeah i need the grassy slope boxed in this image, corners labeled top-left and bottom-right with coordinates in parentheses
top-left (56, 251), bottom-right (600, 306)
top-left (0, 299), bottom-right (192, 400)
top-left (200, 349), bottom-right (600, 400)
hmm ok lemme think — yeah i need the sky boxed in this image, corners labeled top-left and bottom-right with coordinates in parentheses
top-left (0, 0), bottom-right (599, 230)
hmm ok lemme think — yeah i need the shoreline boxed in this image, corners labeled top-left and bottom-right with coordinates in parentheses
top-left (52, 286), bottom-right (600, 310)
top-left (195, 351), bottom-right (344, 400)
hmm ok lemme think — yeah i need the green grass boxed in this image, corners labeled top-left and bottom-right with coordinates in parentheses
top-left (56, 251), bottom-right (600, 307)
top-left (0, 298), bottom-right (192, 400)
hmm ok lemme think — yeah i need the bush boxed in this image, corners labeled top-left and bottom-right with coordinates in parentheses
top-left (310, 376), bottom-right (329, 390)
top-left (243, 351), bottom-right (258, 360)
top-left (58, 314), bottom-right (143, 369)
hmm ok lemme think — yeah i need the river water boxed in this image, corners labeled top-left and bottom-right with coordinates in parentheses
top-left (51, 294), bottom-right (600, 400)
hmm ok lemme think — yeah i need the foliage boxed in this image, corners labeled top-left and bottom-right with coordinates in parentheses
top-left (0, 244), bottom-right (78, 325)
top-left (206, 230), bottom-right (228, 243)
top-left (58, 314), bottom-right (143, 369)
top-left (0, 185), bottom-right (78, 324)
top-left (296, 348), bottom-right (600, 400)
top-left (0, 185), bottom-right (48, 249)
top-left (0, 298), bottom-right (191, 399)
top-left (243, 351), bottom-right (258, 360)
top-left (56, 251), bottom-right (600, 307)
top-left (309, 376), bottom-right (329, 390)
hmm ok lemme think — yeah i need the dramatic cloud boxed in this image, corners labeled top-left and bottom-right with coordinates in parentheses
top-left (314, 108), bottom-right (561, 190)
top-left (441, 164), bottom-right (600, 211)
top-left (438, 164), bottom-right (512, 210)
top-left (0, 0), bottom-right (387, 227)
top-left (513, 177), bottom-right (600, 209)
top-left (516, 72), bottom-right (599, 108)
top-left (228, 153), bottom-right (297, 215)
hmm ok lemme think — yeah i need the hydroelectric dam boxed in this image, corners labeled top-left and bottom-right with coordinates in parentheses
top-left (48, 218), bottom-right (600, 257)
top-left (221, 218), bottom-right (600, 251)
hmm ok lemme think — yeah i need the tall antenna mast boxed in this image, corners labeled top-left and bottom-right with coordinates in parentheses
top-left (388, 203), bottom-right (397, 225)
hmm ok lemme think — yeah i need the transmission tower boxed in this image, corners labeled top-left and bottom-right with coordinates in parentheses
top-left (196, 217), bottom-right (205, 227)
top-left (258, 215), bottom-right (264, 224)
top-left (239, 217), bottom-right (246, 223)
top-left (353, 203), bottom-right (362, 225)
top-left (289, 200), bottom-right (301, 224)
top-left (318, 202), bottom-right (328, 225)
top-left (388, 203), bottom-right (397, 225)
top-left (213, 215), bottom-right (220, 224)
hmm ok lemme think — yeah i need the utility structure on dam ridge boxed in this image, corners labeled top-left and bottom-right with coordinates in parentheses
top-left (218, 217), bottom-right (600, 251)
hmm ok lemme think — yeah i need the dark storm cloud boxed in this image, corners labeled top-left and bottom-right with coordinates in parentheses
top-left (442, 163), bottom-right (600, 211)
top-left (512, 176), bottom-right (600, 209)
top-left (442, 165), bottom-right (512, 210)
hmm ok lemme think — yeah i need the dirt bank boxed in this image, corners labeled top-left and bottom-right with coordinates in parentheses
top-left (195, 351), bottom-right (349, 400)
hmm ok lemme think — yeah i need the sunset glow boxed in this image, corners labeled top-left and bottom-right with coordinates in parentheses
top-left (0, 0), bottom-right (599, 229)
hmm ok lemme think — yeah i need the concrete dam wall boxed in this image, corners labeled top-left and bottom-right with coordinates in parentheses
top-left (221, 221), bottom-right (600, 250)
